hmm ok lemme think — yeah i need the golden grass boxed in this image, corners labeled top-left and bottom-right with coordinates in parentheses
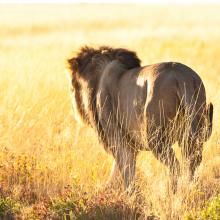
top-left (0, 4), bottom-right (220, 219)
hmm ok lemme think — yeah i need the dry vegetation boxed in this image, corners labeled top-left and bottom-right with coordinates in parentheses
top-left (0, 4), bottom-right (220, 220)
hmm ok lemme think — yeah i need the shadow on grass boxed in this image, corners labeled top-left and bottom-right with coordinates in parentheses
top-left (49, 198), bottom-right (158, 220)
top-left (76, 203), bottom-right (142, 220)
top-left (47, 187), bottom-right (159, 220)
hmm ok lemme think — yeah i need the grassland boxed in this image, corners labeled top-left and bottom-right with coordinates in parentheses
top-left (0, 4), bottom-right (220, 219)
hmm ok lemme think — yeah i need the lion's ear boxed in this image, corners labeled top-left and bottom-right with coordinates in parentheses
top-left (68, 57), bottom-right (78, 72)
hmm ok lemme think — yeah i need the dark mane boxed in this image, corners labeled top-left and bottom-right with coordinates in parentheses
top-left (68, 46), bottom-right (141, 73)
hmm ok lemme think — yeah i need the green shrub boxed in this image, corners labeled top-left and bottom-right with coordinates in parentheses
top-left (200, 197), bottom-right (220, 219)
top-left (0, 198), bottom-right (21, 218)
top-left (49, 197), bottom-right (86, 219)
top-left (185, 196), bottom-right (220, 220)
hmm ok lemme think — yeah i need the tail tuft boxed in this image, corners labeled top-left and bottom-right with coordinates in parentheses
top-left (206, 102), bottom-right (213, 139)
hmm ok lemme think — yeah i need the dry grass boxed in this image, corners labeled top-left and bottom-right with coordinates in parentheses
top-left (0, 4), bottom-right (220, 219)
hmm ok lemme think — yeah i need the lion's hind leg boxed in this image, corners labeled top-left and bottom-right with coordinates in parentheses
top-left (105, 160), bottom-right (122, 189)
top-left (112, 146), bottom-right (137, 191)
top-left (149, 131), bottom-right (180, 192)
top-left (178, 107), bottom-right (205, 180)
top-left (179, 124), bottom-right (203, 180)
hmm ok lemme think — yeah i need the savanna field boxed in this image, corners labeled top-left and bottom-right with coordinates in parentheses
top-left (0, 4), bottom-right (220, 219)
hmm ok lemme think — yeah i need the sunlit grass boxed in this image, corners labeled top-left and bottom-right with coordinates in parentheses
top-left (0, 4), bottom-right (220, 219)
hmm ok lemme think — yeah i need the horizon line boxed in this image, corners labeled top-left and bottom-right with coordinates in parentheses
top-left (1, 0), bottom-right (220, 4)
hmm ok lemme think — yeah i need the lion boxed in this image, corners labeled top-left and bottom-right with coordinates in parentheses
top-left (67, 46), bottom-right (213, 190)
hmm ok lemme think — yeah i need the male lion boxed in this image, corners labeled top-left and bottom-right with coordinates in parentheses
top-left (67, 46), bottom-right (213, 190)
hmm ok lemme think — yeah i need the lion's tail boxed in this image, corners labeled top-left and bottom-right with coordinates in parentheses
top-left (206, 102), bottom-right (213, 140)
